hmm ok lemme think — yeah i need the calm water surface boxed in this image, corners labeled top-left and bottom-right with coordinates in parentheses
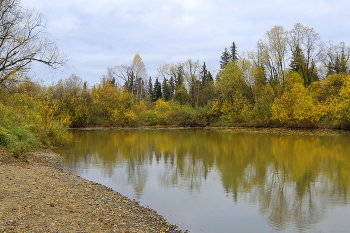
top-left (55, 129), bottom-right (350, 233)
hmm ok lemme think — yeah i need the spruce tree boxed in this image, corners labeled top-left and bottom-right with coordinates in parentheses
top-left (162, 78), bottom-right (171, 101)
top-left (175, 65), bottom-right (184, 89)
top-left (230, 41), bottom-right (237, 61)
top-left (290, 45), bottom-right (305, 73)
top-left (147, 77), bottom-right (153, 100)
top-left (200, 62), bottom-right (209, 87)
top-left (220, 41), bottom-right (238, 70)
top-left (153, 78), bottom-right (162, 101)
top-left (220, 48), bottom-right (231, 70)
top-left (290, 45), bottom-right (319, 86)
top-left (169, 76), bottom-right (175, 99)
top-left (207, 71), bottom-right (213, 82)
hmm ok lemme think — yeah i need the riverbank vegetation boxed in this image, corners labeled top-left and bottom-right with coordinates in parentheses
top-left (0, 0), bottom-right (68, 156)
top-left (34, 23), bottom-right (350, 130)
top-left (1, 0), bottom-right (350, 156)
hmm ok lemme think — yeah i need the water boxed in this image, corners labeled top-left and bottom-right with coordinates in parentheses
top-left (55, 129), bottom-right (350, 233)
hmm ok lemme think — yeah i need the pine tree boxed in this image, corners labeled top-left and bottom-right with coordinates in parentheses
top-left (290, 45), bottom-right (318, 86)
top-left (125, 71), bottom-right (135, 93)
top-left (200, 62), bottom-right (209, 87)
top-left (169, 76), bottom-right (175, 99)
top-left (175, 65), bottom-right (184, 89)
top-left (162, 78), bottom-right (171, 101)
top-left (207, 71), bottom-right (213, 82)
top-left (327, 50), bottom-right (349, 75)
top-left (220, 41), bottom-right (238, 70)
top-left (230, 41), bottom-right (237, 61)
top-left (220, 48), bottom-right (231, 70)
top-left (153, 78), bottom-right (162, 101)
top-left (290, 45), bottom-right (305, 73)
top-left (147, 77), bottom-right (153, 100)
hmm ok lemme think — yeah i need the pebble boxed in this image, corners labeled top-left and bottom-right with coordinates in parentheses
top-left (0, 150), bottom-right (186, 232)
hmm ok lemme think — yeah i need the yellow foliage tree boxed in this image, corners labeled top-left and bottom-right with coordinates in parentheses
top-left (111, 109), bottom-right (137, 127)
top-left (271, 83), bottom-right (318, 125)
top-left (51, 75), bottom-right (91, 127)
top-left (215, 61), bottom-right (253, 124)
top-left (335, 75), bottom-right (350, 125)
top-left (308, 74), bottom-right (350, 125)
top-left (91, 82), bottom-right (122, 122)
top-left (220, 91), bottom-right (252, 123)
top-left (154, 99), bottom-right (174, 121)
top-left (252, 84), bottom-right (275, 123)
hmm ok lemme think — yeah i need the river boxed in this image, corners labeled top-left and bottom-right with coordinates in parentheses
top-left (55, 128), bottom-right (350, 233)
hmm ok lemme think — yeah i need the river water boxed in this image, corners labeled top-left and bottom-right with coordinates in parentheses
top-left (55, 129), bottom-right (350, 233)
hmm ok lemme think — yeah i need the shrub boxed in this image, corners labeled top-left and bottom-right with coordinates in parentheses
top-left (0, 92), bottom-right (71, 157)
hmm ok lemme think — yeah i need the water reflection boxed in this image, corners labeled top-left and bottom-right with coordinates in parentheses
top-left (56, 129), bottom-right (350, 232)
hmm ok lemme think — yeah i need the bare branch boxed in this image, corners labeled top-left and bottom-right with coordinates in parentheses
top-left (0, 0), bottom-right (67, 88)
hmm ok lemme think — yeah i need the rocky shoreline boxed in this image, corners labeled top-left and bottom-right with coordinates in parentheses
top-left (0, 150), bottom-right (185, 232)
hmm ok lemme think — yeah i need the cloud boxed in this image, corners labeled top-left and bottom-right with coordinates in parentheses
top-left (20, 0), bottom-right (350, 85)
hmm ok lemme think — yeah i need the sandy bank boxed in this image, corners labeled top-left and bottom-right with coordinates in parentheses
top-left (0, 150), bottom-right (185, 232)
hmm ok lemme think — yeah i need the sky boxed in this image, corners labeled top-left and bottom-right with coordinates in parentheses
top-left (20, 0), bottom-right (350, 86)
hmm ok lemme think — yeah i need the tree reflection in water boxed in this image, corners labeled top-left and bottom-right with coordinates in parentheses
top-left (57, 129), bottom-right (350, 231)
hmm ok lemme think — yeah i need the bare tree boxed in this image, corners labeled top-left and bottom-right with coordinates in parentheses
top-left (0, 0), bottom-right (67, 89)
top-left (259, 25), bottom-right (289, 86)
top-left (157, 63), bottom-right (178, 80)
top-left (113, 54), bottom-right (148, 101)
top-left (183, 59), bottom-right (200, 106)
top-left (318, 41), bottom-right (350, 75)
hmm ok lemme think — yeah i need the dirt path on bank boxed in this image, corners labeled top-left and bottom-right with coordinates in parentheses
top-left (0, 150), bottom-right (184, 233)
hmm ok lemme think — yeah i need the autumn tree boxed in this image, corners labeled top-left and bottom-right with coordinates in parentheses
top-left (105, 67), bottom-right (116, 85)
top-left (248, 44), bottom-right (268, 87)
top-left (271, 83), bottom-right (318, 126)
top-left (183, 59), bottom-right (201, 106)
top-left (157, 62), bottom-right (185, 99)
top-left (52, 75), bottom-right (91, 127)
top-left (335, 75), bottom-right (350, 125)
top-left (259, 25), bottom-right (289, 89)
top-left (0, 0), bottom-right (66, 89)
top-left (288, 23), bottom-right (320, 86)
top-left (113, 54), bottom-right (148, 101)
top-left (91, 81), bottom-right (120, 121)
top-left (131, 54), bottom-right (147, 100)
top-left (215, 61), bottom-right (253, 123)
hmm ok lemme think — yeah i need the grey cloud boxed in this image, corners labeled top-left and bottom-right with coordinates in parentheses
top-left (20, 0), bottom-right (350, 85)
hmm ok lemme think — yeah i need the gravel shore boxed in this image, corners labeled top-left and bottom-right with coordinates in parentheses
top-left (0, 149), bottom-right (185, 233)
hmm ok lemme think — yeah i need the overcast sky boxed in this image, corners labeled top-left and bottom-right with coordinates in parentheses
top-left (20, 0), bottom-right (350, 86)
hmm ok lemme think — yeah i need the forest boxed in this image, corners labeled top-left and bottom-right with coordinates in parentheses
top-left (1, 0), bottom-right (350, 156)
top-left (14, 23), bottom-right (349, 130)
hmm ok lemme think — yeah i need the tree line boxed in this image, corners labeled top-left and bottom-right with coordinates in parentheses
top-left (1, 0), bottom-right (350, 155)
top-left (36, 23), bottom-right (350, 129)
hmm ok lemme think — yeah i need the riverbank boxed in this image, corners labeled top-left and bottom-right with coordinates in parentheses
top-left (0, 149), bottom-right (184, 233)
top-left (70, 125), bottom-right (350, 136)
